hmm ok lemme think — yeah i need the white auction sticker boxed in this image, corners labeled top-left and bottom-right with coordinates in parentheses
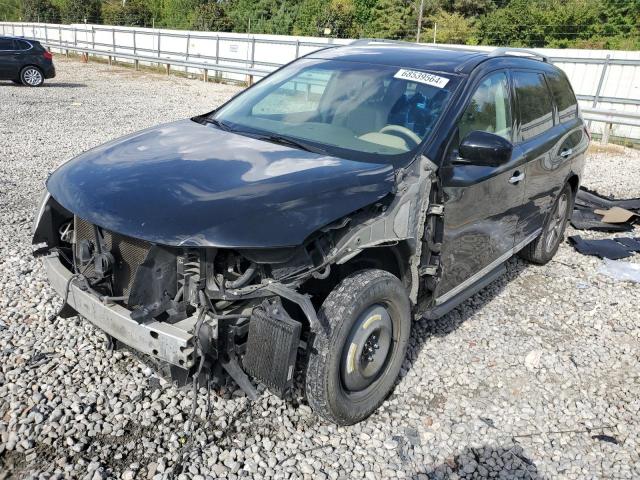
top-left (394, 69), bottom-right (449, 88)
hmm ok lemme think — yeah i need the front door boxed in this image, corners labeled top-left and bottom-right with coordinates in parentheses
top-left (436, 71), bottom-right (526, 302)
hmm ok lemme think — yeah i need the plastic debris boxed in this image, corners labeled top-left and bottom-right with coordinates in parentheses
top-left (598, 258), bottom-right (640, 283)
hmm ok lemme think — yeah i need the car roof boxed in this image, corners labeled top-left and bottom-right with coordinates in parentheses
top-left (1, 35), bottom-right (36, 43)
top-left (308, 41), bottom-right (553, 75)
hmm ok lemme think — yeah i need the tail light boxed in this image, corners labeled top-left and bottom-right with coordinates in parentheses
top-left (43, 51), bottom-right (53, 60)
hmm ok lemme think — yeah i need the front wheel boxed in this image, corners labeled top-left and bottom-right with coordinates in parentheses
top-left (305, 269), bottom-right (411, 425)
top-left (518, 183), bottom-right (573, 264)
top-left (20, 66), bottom-right (44, 87)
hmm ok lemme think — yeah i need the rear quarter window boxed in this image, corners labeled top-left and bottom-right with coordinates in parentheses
top-left (513, 71), bottom-right (554, 141)
top-left (16, 40), bottom-right (32, 50)
top-left (546, 71), bottom-right (578, 123)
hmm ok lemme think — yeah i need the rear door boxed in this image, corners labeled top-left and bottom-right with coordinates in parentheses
top-left (511, 70), bottom-right (573, 244)
top-left (436, 70), bottom-right (527, 301)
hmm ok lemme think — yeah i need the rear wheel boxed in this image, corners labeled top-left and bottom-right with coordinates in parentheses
top-left (20, 66), bottom-right (44, 87)
top-left (305, 269), bottom-right (411, 425)
top-left (518, 183), bottom-right (572, 264)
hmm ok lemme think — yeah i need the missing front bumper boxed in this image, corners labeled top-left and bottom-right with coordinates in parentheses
top-left (43, 253), bottom-right (197, 368)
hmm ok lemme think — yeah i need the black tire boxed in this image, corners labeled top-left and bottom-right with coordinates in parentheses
top-left (20, 66), bottom-right (44, 87)
top-left (305, 269), bottom-right (411, 425)
top-left (518, 183), bottom-right (573, 264)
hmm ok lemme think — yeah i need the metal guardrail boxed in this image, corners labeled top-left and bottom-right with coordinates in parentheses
top-left (2, 22), bottom-right (640, 141)
top-left (0, 22), bottom-right (341, 83)
top-left (581, 108), bottom-right (640, 144)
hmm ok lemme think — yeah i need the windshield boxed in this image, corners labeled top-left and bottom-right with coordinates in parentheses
top-left (211, 59), bottom-right (457, 162)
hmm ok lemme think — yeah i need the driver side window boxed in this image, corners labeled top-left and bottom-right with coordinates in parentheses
top-left (459, 72), bottom-right (512, 142)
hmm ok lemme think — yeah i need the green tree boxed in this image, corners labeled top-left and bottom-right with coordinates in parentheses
top-left (102, 0), bottom-right (153, 26)
top-left (159, 0), bottom-right (202, 29)
top-left (0, 0), bottom-right (22, 21)
top-left (451, 0), bottom-right (494, 17)
top-left (297, 0), bottom-right (357, 37)
top-left (21, 0), bottom-right (60, 22)
top-left (224, 0), bottom-right (293, 34)
top-left (366, 0), bottom-right (415, 39)
top-left (58, 0), bottom-right (101, 23)
top-left (190, 0), bottom-right (233, 31)
top-left (423, 9), bottom-right (475, 44)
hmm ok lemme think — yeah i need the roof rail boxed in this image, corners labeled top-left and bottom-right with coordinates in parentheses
top-left (488, 47), bottom-right (549, 63)
top-left (349, 38), bottom-right (416, 47)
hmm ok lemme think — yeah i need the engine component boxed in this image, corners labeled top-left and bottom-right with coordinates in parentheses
top-left (178, 252), bottom-right (201, 305)
top-left (128, 246), bottom-right (178, 323)
top-left (76, 239), bottom-right (93, 266)
top-left (94, 252), bottom-right (115, 277)
top-left (242, 299), bottom-right (301, 397)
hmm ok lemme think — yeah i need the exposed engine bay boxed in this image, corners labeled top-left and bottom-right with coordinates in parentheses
top-left (32, 155), bottom-right (444, 398)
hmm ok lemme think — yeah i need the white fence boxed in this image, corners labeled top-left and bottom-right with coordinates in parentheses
top-left (2, 22), bottom-right (639, 141)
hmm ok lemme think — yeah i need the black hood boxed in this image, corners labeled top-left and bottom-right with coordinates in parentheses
top-left (47, 119), bottom-right (396, 248)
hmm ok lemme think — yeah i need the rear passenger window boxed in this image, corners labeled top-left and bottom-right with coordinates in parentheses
top-left (0, 39), bottom-right (14, 50)
top-left (458, 72), bottom-right (512, 141)
top-left (546, 71), bottom-right (578, 123)
top-left (16, 40), bottom-right (31, 50)
top-left (513, 71), bottom-right (554, 141)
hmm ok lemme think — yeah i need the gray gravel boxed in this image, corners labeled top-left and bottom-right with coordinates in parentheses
top-left (1, 57), bottom-right (639, 479)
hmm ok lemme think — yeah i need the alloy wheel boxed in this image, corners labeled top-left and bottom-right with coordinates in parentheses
top-left (23, 68), bottom-right (43, 86)
top-left (545, 192), bottom-right (568, 253)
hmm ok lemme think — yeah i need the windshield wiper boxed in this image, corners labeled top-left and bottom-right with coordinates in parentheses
top-left (256, 134), bottom-right (327, 154)
top-left (203, 117), bottom-right (233, 131)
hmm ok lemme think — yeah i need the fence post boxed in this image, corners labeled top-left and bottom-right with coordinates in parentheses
top-left (602, 123), bottom-right (611, 144)
top-left (110, 27), bottom-right (115, 65)
top-left (185, 33), bottom-right (190, 75)
top-left (157, 30), bottom-right (161, 69)
top-left (132, 27), bottom-right (139, 69)
top-left (589, 54), bottom-right (611, 131)
top-left (247, 36), bottom-right (255, 85)
top-left (44, 23), bottom-right (48, 45)
top-left (214, 35), bottom-right (220, 79)
top-left (295, 39), bottom-right (300, 58)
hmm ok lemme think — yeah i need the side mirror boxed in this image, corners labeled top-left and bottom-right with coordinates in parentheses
top-left (457, 130), bottom-right (513, 167)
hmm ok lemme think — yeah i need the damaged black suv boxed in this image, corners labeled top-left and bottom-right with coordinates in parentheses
top-left (33, 41), bottom-right (588, 425)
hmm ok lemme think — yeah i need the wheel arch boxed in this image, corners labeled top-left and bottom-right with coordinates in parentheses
top-left (340, 242), bottom-right (412, 288)
top-left (566, 173), bottom-right (580, 200)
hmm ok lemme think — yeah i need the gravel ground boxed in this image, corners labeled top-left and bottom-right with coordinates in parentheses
top-left (1, 57), bottom-right (639, 479)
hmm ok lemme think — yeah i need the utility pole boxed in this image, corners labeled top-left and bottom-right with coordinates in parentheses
top-left (433, 22), bottom-right (437, 44)
top-left (416, 0), bottom-right (424, 43)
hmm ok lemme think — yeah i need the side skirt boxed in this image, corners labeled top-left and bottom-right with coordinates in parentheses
top-left (422, 263), bottom-right (505, 320)
top-left (421, 228), bottom-right (542, 320)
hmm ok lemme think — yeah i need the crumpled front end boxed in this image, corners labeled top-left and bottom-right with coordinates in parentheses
top-left (33, 188), bottom-right (360, 396)
top-left (33, 153), bottom-right (440, 397)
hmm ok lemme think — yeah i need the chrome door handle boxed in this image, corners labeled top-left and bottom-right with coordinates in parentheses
top-left (560, 148), bottom-right (573, 158)
top-left (509, 171), bottom-right (525, 184)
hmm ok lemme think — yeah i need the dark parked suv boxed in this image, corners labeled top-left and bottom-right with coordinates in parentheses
top-left (0, 36), bottom-right (55, 86)
top-left (33, 41), bottom-right (588, 424)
